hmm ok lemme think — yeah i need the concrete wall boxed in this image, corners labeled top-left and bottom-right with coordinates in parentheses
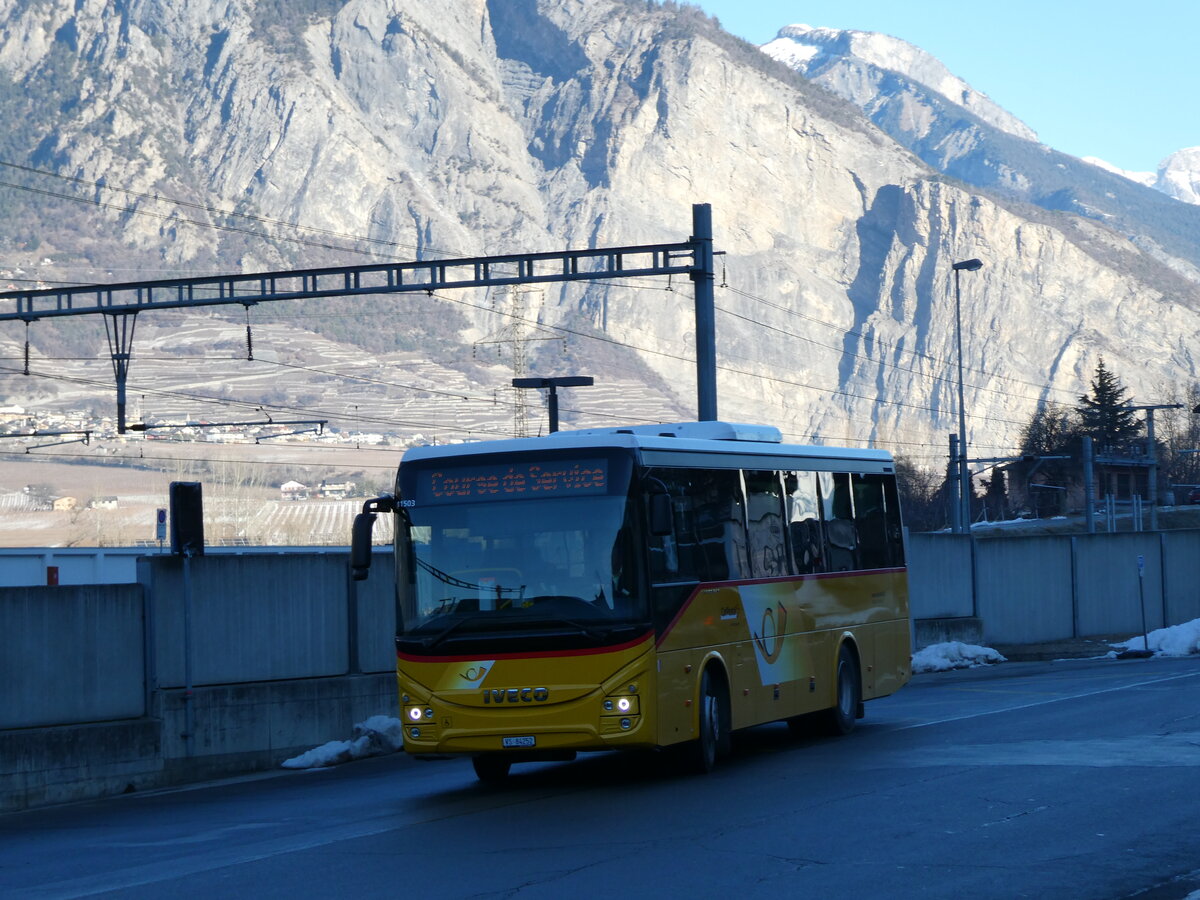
top-left (0, 546), bottom-right (370, 587)
top-left (906, 534), bottom-right (973, 619)
top-left (137, 552), bottom-right (397, 686)
top-left (1, 551), bottom-right (399, 813)
top-left (0, 584), bottom-right (145, 729)
top-left (1074, 534), bottom-right (1165, 638)
top-left (1, 675), bottom-right (395, 812)
top-left (976, 537), bottom-right (1075, 645)
top-left (909, 531), bottom-right (1198, 645)
top-left (0, 548), bottom-right (144, 586)
top-left (1162, 531), bottom-right (1200, 627)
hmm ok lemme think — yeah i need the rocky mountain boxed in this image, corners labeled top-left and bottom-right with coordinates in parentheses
top-left (1155, 148), bottom-right (1200, 205)
top-left (1081, 149), bottom-right (1200, 206)
top-left (761, 24), bottom-right (1200, 281)
top-left (0, 0), bottom-right (1197, 476)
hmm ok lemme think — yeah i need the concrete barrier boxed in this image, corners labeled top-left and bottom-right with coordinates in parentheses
top-left (1, 551), bottom-right (400, 813)
top-left (0, 585), bottom-right (145, 729)
top-left (907, 534), bottom-right (973, 619)
top-left (976, 537), bottom-right (1075, 645)
top-left (139, 554), bottom-right (352, 687)
top-left (1, 674), bottom-right (396, 812)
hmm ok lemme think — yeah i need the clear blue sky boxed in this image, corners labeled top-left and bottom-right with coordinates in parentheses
top-left (694, 1), bottom-right (1197, 173)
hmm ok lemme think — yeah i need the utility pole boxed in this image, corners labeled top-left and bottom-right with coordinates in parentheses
top-left (949, 434), bottom-right (961, 533)
top-left (951, 258), bottom-right (983, 533)
top-left (1127, 403), bottom-right (1183, 530)
top-left (691, 203), bottom-right (717, 421)
top-left (1083, 436), bottom-right (1095, 533)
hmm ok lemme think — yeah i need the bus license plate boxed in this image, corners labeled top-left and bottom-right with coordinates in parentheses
top-left (502, 735), bottom-right (536, 748)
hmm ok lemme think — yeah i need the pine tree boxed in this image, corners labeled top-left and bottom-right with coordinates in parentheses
top-left (1076, 358), bottom-right (1141, 450)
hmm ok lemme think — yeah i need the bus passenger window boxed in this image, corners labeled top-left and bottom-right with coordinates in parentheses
top-left (787, 471), bottom-right (825, 574)
top-left (882, 475), bottom-right (906, 566)
top-left (820, 471), bottom-right (858, 571)
top-left (645, 468), bottom-right (747, 583)
top-left (853, 473), bottom-right (890, 570)
top-left (745, 470), bottom-right (787, 578)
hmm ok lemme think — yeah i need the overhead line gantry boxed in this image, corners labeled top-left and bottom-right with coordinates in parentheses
top-left (0, 203), bottom-right (719, 434)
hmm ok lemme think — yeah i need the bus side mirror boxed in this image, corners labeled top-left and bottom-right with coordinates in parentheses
top-left (649, 493), bottom-right (673, 536)
top-left (350, 495), bottom-right (397, 581)
top-left (351, 512), bottom-right (376, 581)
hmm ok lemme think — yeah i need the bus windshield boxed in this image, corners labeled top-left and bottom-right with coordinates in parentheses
top-left (396, 452), bottom-right (645, 651)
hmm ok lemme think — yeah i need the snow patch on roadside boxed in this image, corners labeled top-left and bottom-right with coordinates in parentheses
top-left (1112, 618), bottom-right (1200, 657)
top-left (281, 715), bottom-right (405, 769)
top-left (912, 641), bottom-right (1007, 673)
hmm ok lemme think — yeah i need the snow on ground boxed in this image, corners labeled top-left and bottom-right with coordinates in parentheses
top-left (281, 715), bottom-right (405, 769)
top-left (1111, 617), bottom-right (1200, 657)
top-left (912, 641), bottom-right (1007, 673)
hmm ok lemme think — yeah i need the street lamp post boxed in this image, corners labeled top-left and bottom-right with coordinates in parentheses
top-left (952, 258), bottom-right (983, 533)
top-left (511, 376), bottom-right (594, 433)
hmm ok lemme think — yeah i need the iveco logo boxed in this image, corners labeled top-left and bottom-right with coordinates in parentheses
top-left (483, 687), bottom-right (550, 704)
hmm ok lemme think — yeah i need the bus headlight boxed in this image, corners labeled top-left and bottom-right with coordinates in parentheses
top-left (602, 695), bottom-right (639, 715)
top-left (408, 707), bottom-right (423, 722)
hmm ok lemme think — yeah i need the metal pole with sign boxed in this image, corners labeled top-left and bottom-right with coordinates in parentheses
top-left (1118, 554), bottom-right (1154, 659)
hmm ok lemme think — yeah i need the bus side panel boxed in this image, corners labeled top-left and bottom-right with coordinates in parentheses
top-left (654, 570), bottom-right (910, 743)
top-left (857, 570), bottom-right (911, 700)
top-left (867, 616), bottom-right (912, 699)
top-left (654, 585), bottom-right (745, 747)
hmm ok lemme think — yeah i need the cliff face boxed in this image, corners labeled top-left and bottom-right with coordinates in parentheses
top-left (0, 0), bottom-right (1197, 465)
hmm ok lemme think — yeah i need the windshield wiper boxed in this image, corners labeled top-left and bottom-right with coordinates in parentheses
top-left (419, 614), bottom-right (491, 650)
top-left (518, 600), bottom-right (610, 641)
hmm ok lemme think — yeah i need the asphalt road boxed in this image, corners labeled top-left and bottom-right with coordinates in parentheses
top-left (2, 656), bottom-right (1199, 900)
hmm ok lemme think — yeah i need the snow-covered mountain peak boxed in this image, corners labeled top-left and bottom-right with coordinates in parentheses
top-left (1085, 148), bottom-right (1200, 206)
top-left (762, 23), bottom-right (1038, 143)
top-left (1156, 147), bottom-right (1200, 205)
top-left (1083, 157), bottom-right (1156, 188)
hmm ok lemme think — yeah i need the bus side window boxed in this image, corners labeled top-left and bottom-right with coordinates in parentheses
top-left (882, 475), bottom-right (906, 566)
top-left (745, 470), bottom-right (788, 578)
top-left (852, 473), bottom-right (890, 570)
top-left (787, 471), bottom-right (825, 575)
top-left (645, 468), bottom-right (746, 583)
top-left (820, 471), bottom-right (858, 572)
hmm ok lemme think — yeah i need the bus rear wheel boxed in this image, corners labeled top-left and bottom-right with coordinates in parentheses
top-left (686, 668), bottom-right (730, 774)
top-left (821, 644), bottom-right (862, 736)
top-left (472, 755), bottom-right (511, 782)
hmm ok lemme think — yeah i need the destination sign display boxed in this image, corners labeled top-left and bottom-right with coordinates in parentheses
top-left (415, 458), bottom-right (609, 503)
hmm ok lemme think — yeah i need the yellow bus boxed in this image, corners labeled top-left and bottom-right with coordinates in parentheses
top-left (352, 421), bottom-right (910, 780)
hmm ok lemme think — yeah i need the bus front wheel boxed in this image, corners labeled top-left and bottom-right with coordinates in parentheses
top-left (472, 755), bottom-right (511, 782)
top-left (822, 644), bottom-right (862, 736)
top-left (686, 668), bottom-right (730, 774)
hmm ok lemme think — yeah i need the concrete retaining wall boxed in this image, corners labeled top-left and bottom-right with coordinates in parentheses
top-left (1, 551), bottom-right (399, 813)
top-left (909, 531), bottom-right (1199, 645)
top-left (976, 537), bottom-right (1075, 645)
top-left (0, 585), bottom-right (145, 729)
top-left (1, 675), bottom-right (395, 812)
